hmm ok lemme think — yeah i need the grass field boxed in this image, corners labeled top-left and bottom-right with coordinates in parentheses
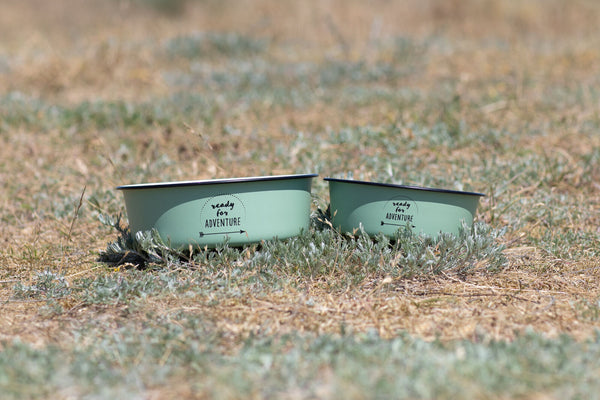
top-left (2, 0), bottom-right (600, 398)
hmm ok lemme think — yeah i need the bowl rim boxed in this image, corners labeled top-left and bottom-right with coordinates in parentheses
top-left (117, 173), bottom-right (318, 190)
top-left (324, 177), bottom-right (485, 197)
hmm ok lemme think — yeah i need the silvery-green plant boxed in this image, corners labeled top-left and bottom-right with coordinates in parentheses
top-left (98, 208), bottom-right (507, 286)
top-left (12, 270), bottom-right (70, 300)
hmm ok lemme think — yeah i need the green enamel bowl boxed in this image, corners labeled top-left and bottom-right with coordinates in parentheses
top-left (325, 177), bottom-right (485, 238)
top-left (117, 174), bottom-right (317, 249)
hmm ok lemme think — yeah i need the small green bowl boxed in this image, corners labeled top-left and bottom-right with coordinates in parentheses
top-left (325, 177), bottom-right (485, 238)
top-left (117, 174), bottom-right (318, 249)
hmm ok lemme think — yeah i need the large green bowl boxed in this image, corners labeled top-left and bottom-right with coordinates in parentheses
top-left (117, 174), bottom-right (317, 249)
top-left (325, 177), bottom-right (485, 238)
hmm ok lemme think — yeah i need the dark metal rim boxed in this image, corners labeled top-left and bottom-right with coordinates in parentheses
top-left (117, 174), bottom-right (319, 190)
top-left (324, 177), bottom-right (485, 197)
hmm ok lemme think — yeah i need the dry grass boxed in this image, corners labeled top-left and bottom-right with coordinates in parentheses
top-left (146, 268), bottom-right (600, 344)
top-left (2, 0), bottom-right (600, 397)
top-left (1, 0), bottom-right (599, 336)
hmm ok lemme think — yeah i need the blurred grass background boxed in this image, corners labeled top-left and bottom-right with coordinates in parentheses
top-left (2, 0), bottom-right (600, 398)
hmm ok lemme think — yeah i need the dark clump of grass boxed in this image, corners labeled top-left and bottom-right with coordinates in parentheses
top-left (97, 214), bottom-right (174, 268)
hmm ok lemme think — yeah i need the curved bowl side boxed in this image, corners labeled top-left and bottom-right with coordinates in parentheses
top-left (120, 176), bottom-right (315, 248)
top-left (328, 180), bottom-right (481, 238)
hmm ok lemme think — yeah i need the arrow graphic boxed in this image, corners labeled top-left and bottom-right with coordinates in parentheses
top-left (381, 221), bottom-right (416, 229)
top-left (199, 230), bottom-right (246, 237)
